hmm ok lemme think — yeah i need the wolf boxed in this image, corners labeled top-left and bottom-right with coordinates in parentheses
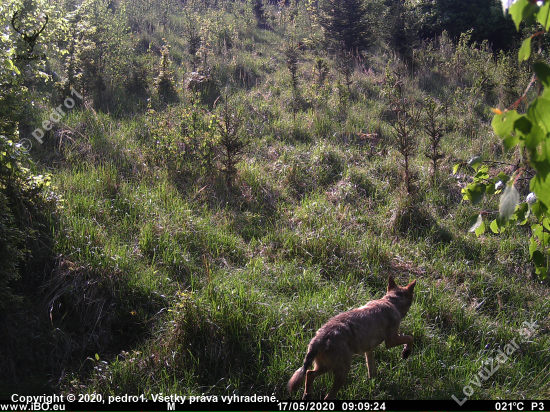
top-left (288, 275), bottom-right (416, 400)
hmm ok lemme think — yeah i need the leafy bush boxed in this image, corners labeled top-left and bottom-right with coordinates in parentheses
top-left (0, 190), bottom-right (25, 306)
top-left (0, 0), bottom-right (61, 308)
top-left (459, 0), bottom-right (550, 279)
top-left (0, 136), bottom-right (54, 307)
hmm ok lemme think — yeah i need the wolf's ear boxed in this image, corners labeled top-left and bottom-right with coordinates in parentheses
top-left (406, 279), bottom-right (416, 294)
top-left (387, 275), bottom-right (398, 292)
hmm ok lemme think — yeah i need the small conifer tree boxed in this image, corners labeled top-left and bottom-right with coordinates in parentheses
top-left (217, 99), bottom-right (247, 187)
top-left (423, 98), bottom-right (446, 186)
top-left (318, 0), bottom-right (372, 53)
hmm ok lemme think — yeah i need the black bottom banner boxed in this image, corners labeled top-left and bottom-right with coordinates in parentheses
top-left (0, 399), bottom-right (546, 411)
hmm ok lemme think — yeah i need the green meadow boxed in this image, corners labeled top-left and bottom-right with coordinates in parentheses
top-left (1, 0), bottom-right (549, 401)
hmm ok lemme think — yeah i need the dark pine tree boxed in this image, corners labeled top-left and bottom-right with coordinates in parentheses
top-left (318, 0), bottom-right (372, 53)
top-left (384, 0), bottom-right (418, 67)
top-left (252, 0), bottom-right (267, 27)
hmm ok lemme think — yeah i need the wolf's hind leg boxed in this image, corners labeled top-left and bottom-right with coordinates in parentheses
top-left (324, 365), bottom-right (350, 400)
top-left (365, 351), bottom-right (377, 378)
top-left (303, 364), bottom-right (328, 400)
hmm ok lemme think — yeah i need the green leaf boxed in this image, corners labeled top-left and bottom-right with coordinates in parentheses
top-left (452, 164), bottom-right (460, 175)
top-left (463, 183), bottom-right (486, 206)
top-left (510, 0), bottom-right (539, 30)
top-left (468, 156), bottom-right (483, 171)
top-left (492, 110), bottom-right (520, 137)
top-left (531, 199), bottom-right (548, 220)
top-left (490, 218), bottom-right (500, 234)
top-left (543, 217), bottom-right (550, 231)
top-left (492, 216), bottom-right (509, 233)
top-left (500, 185), bottom-right (520, 221)
top-left (475, 220), bottom-right (486, 237)
top-left (4, 58), bottom-right (20, 75)
top-left (530, 235), bottom-right (538, 258)
top-left (537, 1), bottom-right (550, 30)
top-left (534, 62), bottom-right (550, 88)
top-left (468, 214), bottom-right (486, 237)
top-left (515, 202), bottom-right (530, 224)
top-left (525, 2), bottom-right (540, 26)
top-left (474, 165), bottom-right (490, 180)
top-left (522, 122), bottom-right (545, 153)
top-left (469, 214), bottom-right (483, 233)
top-left (503, 134), bottom-right (520, 152)
top-left (510, 0), bottom-right (529, 30)
top-left (496, 173), bottom-right (511, 184)
top-left (532, 250), bottom-right (545, 267)
top-left (528, 97), bottom-right (550, 134)
top-left (95, 353), bottom-right (100, 361)
top-left (514, 115), bottom-right (532, 136)
top-left (530, 174), bottom-right (550, 209)
top-left (519, 37), bottom-right (532, 61)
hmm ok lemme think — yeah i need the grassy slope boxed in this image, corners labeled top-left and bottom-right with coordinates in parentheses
top-left (23, 2), bottom-right (550, 401)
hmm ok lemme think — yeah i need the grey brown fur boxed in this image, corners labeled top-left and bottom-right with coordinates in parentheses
top-left (288, 275), bottom-right (416, 400)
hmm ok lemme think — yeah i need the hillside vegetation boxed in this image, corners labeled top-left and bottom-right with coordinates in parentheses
top-left (1, 0), bottom-right (549, 401)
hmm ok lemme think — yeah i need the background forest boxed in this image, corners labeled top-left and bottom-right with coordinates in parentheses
top-left (1, 0), bottom-right (550, 401)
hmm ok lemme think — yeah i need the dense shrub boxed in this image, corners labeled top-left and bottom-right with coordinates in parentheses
top-left (0, 136), bottom-right (56, 307)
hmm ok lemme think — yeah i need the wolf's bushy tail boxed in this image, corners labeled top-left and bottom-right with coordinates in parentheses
top-left (288, 341), bottom-right (319, 392)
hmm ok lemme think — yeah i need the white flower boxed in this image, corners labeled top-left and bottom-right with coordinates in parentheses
top-left (495, 181), bottom-right (504, 190)
top-left (526, 192), bottom-right (537, 205)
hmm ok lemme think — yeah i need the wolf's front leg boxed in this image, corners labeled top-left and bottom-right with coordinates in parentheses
top-left (365, 351), bottom-right (376, 378)
top-left (385, 334), bottom-right (413, 358)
